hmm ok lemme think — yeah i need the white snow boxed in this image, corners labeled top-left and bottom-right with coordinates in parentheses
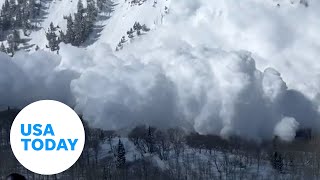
top-left (94, 0), bottom-right (170, 48)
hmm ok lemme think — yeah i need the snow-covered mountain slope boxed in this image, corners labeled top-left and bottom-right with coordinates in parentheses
top-left (27, 0), bottom-right (111, 50)
top-left (28, 0), bottom-right (80, 49)
top-left (1, 0), bottom-right (320, 140)
top-left (94, 0), bottom-right (170, 48)
top-left (27, 0), bottom-right (170, 50)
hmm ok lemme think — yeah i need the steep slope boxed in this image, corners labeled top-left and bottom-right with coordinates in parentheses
top-left (28, 0), bottom-right (81, 50)
top-left (27, 0), bottom-right (170, 50)
top-left (93, 0), bottom-right (170, 49)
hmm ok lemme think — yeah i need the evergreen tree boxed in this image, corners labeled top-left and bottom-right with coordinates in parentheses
top-left (133, 22), bottom-right (142, 31)
top-left (87, 0), bottom-right (97, 23)
top-left (97, 0), bottom-right (103, 11)
top-left (63, 15), bottom-right (75, 44)
top-left (133, 22), bottom-right (142, 35)
top-left (120, 36), bottom-right (126, 43)
top-left (6, 30), bottom-right (20, 55)
top-left (97, 0), bottom-right (114, 15)
top-left (8, 0), bottom-right (16, 28)
top-left (165, 6), bottom-right (169, 14)
top-left (272, 151), bottom-right (283, 172)
top-left (14, 7), bottom-right (23, 27)
top-left (28, 0), bottom-right (38, 19)
top-left (61, 0), bottom-right (100, 46)
top-left (6, 31), bottom-right (19, 56)
top-left (49, 22), bottom-right (57, 31)
top-left (141, 24), bottom-right (150, 32)
top-left (116, 36), bottom-right (126, 51)
top-left (72, 0), bottom-right (89, 46)
top-left (46, 22), bottom-right (60, 52)
top-left (127, 28), bottom-right (134, 38)
top-left (116, 139), bottom-right (126, 169)
top-left (147, 126), bottom-right (154, 153)
top-left (73, 12), bottom-right (84, 46)
top-left (9, 0), bottom-right (16, 12)
top-left (77, 0), bottom-right (84, 14)
top-left (115, 42), bottom-right (122, 51)
top-left (17, 0), bottom-right (24, 6)
top-left (59, 30), bottom-right (65, 42)
top-left (21, 15), bottom-right (31, 31)
top-left (2, 0), bottom-right (11, 30)
top-left (85, 0), bottom-right (97, 37)
top-left (0, 43), bottom-right (6, 53)
top-left (0, 18), bottom-right (3, 40)
top-left (12, 29), bottom-right (20, 44)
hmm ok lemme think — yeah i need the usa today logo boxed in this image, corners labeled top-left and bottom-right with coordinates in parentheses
top-left (10, 100), bottom-right (85, 175)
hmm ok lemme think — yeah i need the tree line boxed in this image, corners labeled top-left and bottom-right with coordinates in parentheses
top-left (116, 21), bottom-right (150, 51)
top-left (1, 107), bottom-right (320, 179)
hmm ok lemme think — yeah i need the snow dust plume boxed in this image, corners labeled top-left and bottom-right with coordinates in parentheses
top-left (0, 51), bottom-right (77, 108)
top-left (274, 117), bottom-right (300, 141)
top-left (0, 40), bottom-right (319, 140)
top-left (125, 0), bottom-right (320, 99)
top-left (49, 41), bottom-right (320, 140)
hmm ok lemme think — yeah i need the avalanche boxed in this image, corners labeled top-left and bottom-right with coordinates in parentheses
top-left (0, 0), bottom-right (319, 141)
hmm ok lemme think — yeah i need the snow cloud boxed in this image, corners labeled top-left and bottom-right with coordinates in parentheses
top-left (274, 117), bottom-right (300, 141)
top-left (147, 0), bottom-right (320, 99)
top-left (0, 51), bottom-right (77, 108)
top-left (1, 41), bottom-right (319, 141)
